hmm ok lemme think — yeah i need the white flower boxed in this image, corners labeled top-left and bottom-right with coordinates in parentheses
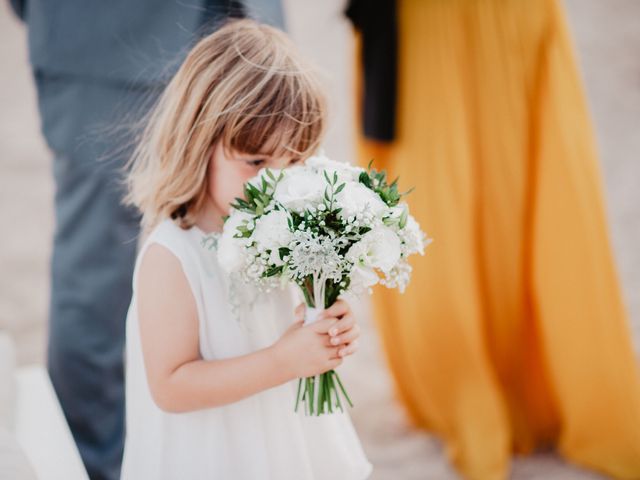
top-left (380, 261), bottom-right (413, 292)
top-left (220, 153), bottom-right (427, 316)
top-left (251, 209), bottom-right (293, 259)
top-left (287, 230), bottom-right (348, 282)
top-left (400, 215), bottom-right (430, 256)
top-left (273, 167), bottom-right (326, 212)
top-left (385, 203), bottom-right (407, 223)
top-left (336, 182), bottom-right (387, 220)
top-left (268, 249), bottom-right (285, 267)
top-left (346, 225), bottom-right (402, 273)
top-left (217, 210), bottom-right (253, 273)
top-left (306, 154), bottom-right (363, 182)
top-left (384, 203), bottom-right (431, 256)
top-left (349, 265), bottom-right (380, 293)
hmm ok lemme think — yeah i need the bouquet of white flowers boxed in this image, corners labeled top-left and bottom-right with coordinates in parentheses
top-left (217, 154), bottom-right (430, 415)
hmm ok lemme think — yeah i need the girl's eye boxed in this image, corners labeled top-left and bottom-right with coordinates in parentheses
top-left (246, 159), bottom-right (266, 168)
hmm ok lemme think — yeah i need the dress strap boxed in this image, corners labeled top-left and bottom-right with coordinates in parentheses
top-left (132, 219), bottom-right (194, 295)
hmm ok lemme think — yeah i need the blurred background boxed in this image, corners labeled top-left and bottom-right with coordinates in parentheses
top-left (1, 1), bottom-right (639, 479)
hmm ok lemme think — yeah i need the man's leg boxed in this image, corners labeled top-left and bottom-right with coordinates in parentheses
top-left (48, 154), bottom-right (139, 480)
top-left (34, 73), bottom-right (154, 480)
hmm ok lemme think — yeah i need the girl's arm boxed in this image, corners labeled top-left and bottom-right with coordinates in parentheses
top-left (137, 244), bottom-right (350, 413)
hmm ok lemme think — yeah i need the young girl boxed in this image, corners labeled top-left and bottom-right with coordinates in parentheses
top-left (120, 19), bottom-right (372, 480)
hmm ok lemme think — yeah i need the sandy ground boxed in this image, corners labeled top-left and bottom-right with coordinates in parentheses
top-left (1, 1), bottom-right (639, 479)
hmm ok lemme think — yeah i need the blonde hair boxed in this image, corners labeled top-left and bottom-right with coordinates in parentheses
top-left (125, 19), bottom-right (327, 230)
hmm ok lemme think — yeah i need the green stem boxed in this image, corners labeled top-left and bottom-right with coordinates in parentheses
top-left (302, 379), bottom-right (309, 416)
top-left (326, 373), bottom-right (334, 414)
top-left (294, 378), bottom-right (302, 413)
top-left (333, 371), bottom-right (354, 408)
top-left (320, 373), bottom-right (328, 415)
top-left (293, 284), bottom-right (355, 415)
top-left (332, 371), bottom-right (344, 412)
top-left (301, 277), bottom-right (315, 307)
top-left (316, 375), bottom-right (323, 416)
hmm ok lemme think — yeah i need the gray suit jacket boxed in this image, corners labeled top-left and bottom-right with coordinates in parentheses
top-left (10, 0), bottom-right (283, 86)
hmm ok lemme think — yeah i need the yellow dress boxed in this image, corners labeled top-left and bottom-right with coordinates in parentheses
top-left (355, 1), bottom-right (640, 479)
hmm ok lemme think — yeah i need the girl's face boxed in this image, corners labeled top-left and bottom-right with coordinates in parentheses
top-left (207, 140), bottom-right (301, 216)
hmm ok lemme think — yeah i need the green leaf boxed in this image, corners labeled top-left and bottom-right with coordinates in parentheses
top-left (266, 169), bottom-right (276, 181)
top-left (264, 265), bottom-right (284, 277)
top-left (358, 171), bottom-right (371, 188)
top-left (278, 247), bottom-right (290, 261)
top-left (399, 208), bottom-right (408, 229)
top-left (248, 183), bottom-right (262, 197)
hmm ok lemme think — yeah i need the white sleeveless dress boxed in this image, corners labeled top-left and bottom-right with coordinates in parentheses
top-left (121, 219), bottom-right (372, 480)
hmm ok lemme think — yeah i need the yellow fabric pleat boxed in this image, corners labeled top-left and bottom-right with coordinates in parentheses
top-left (355, 1), bottom-right (640, 479)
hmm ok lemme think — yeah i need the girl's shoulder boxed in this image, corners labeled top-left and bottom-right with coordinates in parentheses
top-left (143, 218), bottom-right (207, 258)
top-left (133, 219), bottom-right (204, 290)
top-left (146, 218), bottom-right (189, 246)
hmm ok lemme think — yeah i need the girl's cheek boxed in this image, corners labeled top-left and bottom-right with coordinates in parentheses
top-left (208, 178), bottom-right (232, 213)
top-left (213, 160), bottom-right (264, 210)
top-left (222, 176), bottom-right (250, 210)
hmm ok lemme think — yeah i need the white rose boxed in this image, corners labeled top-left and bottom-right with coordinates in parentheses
top-left (336, 182), bottom-right (387, 220)
top-left (306, 154), bottom-right (363, 182)
top-left (273, 167), bottom-right (326, 212)
top-left (346, 226), bottom-right (402, 273)
top-left (217, 211), bottom-right (253, 273)
top-left (251, 209), bottom-right (293, 254)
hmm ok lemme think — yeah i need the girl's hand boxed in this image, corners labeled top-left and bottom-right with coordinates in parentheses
top-left (271, 301), bottom-right (361, 380)
top-left (272, 304), bottom-right (342, 378)
top-left (317, 299), bottom-right (360, 359)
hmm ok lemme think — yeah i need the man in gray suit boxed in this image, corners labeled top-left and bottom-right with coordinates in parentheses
top-left (8, 1), bottom-right (284, 479)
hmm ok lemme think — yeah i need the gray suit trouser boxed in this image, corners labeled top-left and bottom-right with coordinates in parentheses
top-left (34, 71), bottom-right (159, 480)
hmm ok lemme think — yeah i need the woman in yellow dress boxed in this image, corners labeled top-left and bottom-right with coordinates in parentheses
top-left (350, 1), bottom-right (640, 478)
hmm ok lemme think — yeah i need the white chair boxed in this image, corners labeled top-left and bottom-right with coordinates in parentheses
top-left (0, 331), bottom-right (88, 480)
